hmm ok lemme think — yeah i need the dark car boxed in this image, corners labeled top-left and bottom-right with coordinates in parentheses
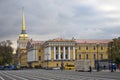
top-left (0, 66), bottom-right (4, 70)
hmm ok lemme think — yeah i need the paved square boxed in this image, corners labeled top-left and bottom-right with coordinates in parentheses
top-left (0, 69), bottom-right (119, 80)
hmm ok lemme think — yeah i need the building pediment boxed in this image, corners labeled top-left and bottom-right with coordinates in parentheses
top-left (47, 37), bottom-right (75, 42)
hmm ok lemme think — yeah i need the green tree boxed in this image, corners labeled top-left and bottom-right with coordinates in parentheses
top-left (0, 40), bottom-right (13, 65)
top-left (108, 37), bottom-right (120, 64)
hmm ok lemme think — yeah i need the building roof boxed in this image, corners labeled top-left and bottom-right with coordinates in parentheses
top-left (31, 41), bottom-right (44, 45)
top-left (28, 39), bottom-right (111, 46)
top-left (48, 37), bottom-right (75, 42)
top-left (75, 39), bottom-right (111, 44)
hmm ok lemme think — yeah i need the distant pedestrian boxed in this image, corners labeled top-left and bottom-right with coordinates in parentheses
top-left (119, 65), bottom-right (120, 70)
top-left (89, 66), bottom-right (92, 73)
top-left (103, 65), bottom-right (106, 70)
top-left (111, 63), bottom-right (115, 72)
top-left (61, 63), bottom-right (64, 71)
top-left (114, 65), bottom-right (116, 72)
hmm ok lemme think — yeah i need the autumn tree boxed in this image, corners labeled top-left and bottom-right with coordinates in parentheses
top-left (0, 40), bottom-right (13, 65)
top-left (108, 37), bottom-right (120, 64)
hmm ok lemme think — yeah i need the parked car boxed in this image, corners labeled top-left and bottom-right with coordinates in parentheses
top-left (0, 66), bottom-right (4, 70)
top-left (52, 67), bottom-right (60, 70)
top-left (3, 65), bottom-right (20, 70)
top-left (45, 67), bottom-right (53, 70)
top-left (9, 65), bottom-right (16, 70)
top-left (64, 65), bottom-right (75, 70)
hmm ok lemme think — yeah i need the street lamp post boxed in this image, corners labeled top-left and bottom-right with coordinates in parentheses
top-left (18, 51), bottom-right (22, 66)
top-left (110, 42), bottom-right (113, 72)
top-left (75, 48), bottom-right (77, 60)
top-left (96, 43), bottom-right (99, 72)
top-left (18, 53), bottom-right (21, 66)
top-left (110, 42), bottom-right (113, 63)
top-left (46, 53), bottom-right (49, 69)
top-left (61, 53), bottom-right (64, 71)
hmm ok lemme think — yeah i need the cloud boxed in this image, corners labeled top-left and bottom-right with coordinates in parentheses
top-left (0, 0), bottom-right (120, 49)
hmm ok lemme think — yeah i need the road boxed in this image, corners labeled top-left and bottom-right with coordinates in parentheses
top-left (0, 69), bottom-right (120, 80)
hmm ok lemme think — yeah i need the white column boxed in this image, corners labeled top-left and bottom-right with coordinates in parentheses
top-left (59, 46), bottom-right (61, 60)
top-left (54, 46), bottom-right (56, 60)
top-left (63, 46), bottom-right (65, 60)
top-left (68, 47), bottom-right (70, 60)
top-left (73, 47), bottom-right (75, 60)
top-left (35, 49), bottom-right (38, 61)
top-left (46, 48), bottom-right (48, 60)
top-left (44, 48), bottom-right (47, 60)
top-left (49, 47), bottom-right (51, 60)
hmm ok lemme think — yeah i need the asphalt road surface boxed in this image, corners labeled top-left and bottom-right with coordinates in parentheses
top-left (0, 69), bottom-right (120, 80)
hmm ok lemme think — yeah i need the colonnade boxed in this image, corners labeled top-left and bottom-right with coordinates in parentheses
top-left (45, 46), bottom-right (75, 60)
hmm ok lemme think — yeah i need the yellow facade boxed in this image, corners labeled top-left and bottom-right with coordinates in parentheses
top-left (42, 39), bottom-right (76, 68)
top-left (17, 9), bottom-right (110, 69)
top-left (31, 47), bottom-right (44, 68)
top-left (26, 38), bottom-right (110, 69)
top-left (76, 42), bottom-right (109, 68)
top-left (19, 51), bottom-right (28, 66)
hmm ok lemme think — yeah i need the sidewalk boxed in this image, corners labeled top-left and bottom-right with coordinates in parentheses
top-left (92, 69), bottom-right (120, 72)
top-left (101, 69), bottom-right (120, 72)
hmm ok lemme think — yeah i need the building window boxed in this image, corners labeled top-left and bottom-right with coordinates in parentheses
top-left (70, 46), bottom-right (73, 50)
top-left (56, 63), bottom-right (58, 67)
top-left (79, 54), bottom-right (81, 59)
top-left (101, 46), bottom-right (103, 50)
top-left (79, 46), bottom-right (81, 50)
top-left (39, 56), bottom-right (41, 60)
top-left (56, 47), bottom-right (58, 50)
top-left (86, 46), bottom-right (88, 50)
top-left (56, 54), bottom-right (58, 59)
top-left (65, 54), bottom-right (68, 59)
top-left (94, 54), bottom-right (96, 59)
top-left (65, 47), bottom-right (68, 50)
top-left (61, 53), bottom-right (63, 59)
top-left (61, 47), bottom-right (63, 50)
top-left (65, 47), bottom-right (68, 53)
top-left (100, 54), bottom-right (103, 59)
top-left (93, 46), bottom-right (96, 50)
top-left (86, 54), bottom-right (88, 59)
top-left (39, 49), bottom-right (41, 52)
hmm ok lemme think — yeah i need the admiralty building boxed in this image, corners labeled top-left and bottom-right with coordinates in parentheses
top-left (17, 10), bottom-right (111, 69)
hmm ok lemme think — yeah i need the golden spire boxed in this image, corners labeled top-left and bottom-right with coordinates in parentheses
top-left (21, 7), bottom-right (26, 34)
top-left (19, 7), bottom-right (29, 38)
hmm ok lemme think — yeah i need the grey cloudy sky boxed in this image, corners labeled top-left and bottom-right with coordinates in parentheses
top-left (0, 0), bottom-right (120, 48)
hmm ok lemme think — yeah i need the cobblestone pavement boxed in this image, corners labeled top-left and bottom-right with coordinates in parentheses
top-left (0, 69), bottom-right (119, 80)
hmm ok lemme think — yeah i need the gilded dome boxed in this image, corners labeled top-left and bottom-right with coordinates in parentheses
top-left (19, 34), bottom-right (28, 38)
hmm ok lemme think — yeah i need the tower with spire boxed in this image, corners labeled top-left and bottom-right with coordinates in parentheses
top-left (17, 8), bottom-right (29, 66)
top-left (18, 8), bottom-right (29, 49)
